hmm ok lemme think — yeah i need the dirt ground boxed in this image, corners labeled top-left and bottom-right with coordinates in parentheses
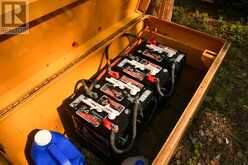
top-left (170, 1), bottom-right (248, 164)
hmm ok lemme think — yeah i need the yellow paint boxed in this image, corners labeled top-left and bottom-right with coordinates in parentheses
top-left (0, 0), bottom-right (142, 164)
top-left (0, 0), bottom-right (140, 109)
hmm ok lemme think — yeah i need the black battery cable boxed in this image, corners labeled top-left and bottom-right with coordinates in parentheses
top-left (155, 79), bottom-right (164, 97)
top-left (142, 96), bottom-right (158, 128)
top-left (104, 44), bottom-right (112, 72)
top-left (74, 43), bottom-right (112, 96)
top-left (73, 79), bottom-right (93, 97)
top-left (156, 62), bottom-right (176, 97)
top-left (163, 62), bottom-right (176, 97)
top-left (110, 98), bottom-right (139, 154)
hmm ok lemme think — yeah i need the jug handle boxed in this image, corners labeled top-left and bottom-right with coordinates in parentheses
top-left (48, 143), bottom-right (72, 165)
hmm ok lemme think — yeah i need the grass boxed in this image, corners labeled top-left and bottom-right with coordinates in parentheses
top-left (170, 2), bottom-right (248, 164)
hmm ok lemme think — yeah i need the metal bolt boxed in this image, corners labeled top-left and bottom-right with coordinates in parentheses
top-left (92, 92), bottom-right (98, 98)
top-left (124, 109), bottom-right (130, 115)
top-left (163, 69), bottom-right (168, 73)
top-left (95, 84), bottom-right (101, 89)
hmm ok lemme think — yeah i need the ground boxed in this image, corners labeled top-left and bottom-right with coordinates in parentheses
top-left (170, 1), bottom-right (248, 164)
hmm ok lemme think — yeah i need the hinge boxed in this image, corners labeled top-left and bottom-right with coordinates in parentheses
top-left (157, 0), bottom-right (174, 21)
top-left (136, 0), bottom-right (151, 14)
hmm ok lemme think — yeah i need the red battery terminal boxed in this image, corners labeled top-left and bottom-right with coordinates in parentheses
top-left (147, 38), bottom-right (157, 45)
top-left (102, 118), bottom-right (119, 133)
top-left (146, 74), bottom-right (158, 84)
top-left (108, 71), bottom-right (120, 79)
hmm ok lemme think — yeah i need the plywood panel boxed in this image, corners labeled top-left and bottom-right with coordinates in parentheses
top-left (145, 17), bottom-right (225, 53)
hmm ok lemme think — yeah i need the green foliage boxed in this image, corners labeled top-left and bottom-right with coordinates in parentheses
top-left (187, 143), bottom-right (202, 165)
top-left (175, 0), bottom-right (248, 21)
top-left (171, 2), bottom-right (248, 164)
top-left (173, 8), bottom-right (248, 115)
top-left (172, 7), bottom-right (248, 47)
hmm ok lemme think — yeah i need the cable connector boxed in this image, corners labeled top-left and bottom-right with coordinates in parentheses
top-left (146, 74), bottom-right (165, 96)
top-left (102, 118), bottom-right (119, 133)
top-left (108, 71), bottom-right (120, 79)
top-left (146, 74), bottom-right (157, 84)
top-left (147, 38), bottom-right (157, 45)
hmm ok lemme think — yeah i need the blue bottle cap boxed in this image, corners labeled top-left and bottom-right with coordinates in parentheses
top-left (135, 160), bottom-right (145, 165)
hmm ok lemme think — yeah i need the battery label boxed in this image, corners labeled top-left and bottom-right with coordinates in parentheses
top-left (119, 75), bottom-right (144, 89)
top-left (70, 95), bottom-right (85, 109)
top-left (139, 89), bottom-right (152, 102)
top-left (142, 49), bottom-right (164, 62)
top-left (122, 65), bottom-right (145, 81)
top-left (175, 54), bottom-right (185, 63)
top-left (98, 95), bottom-right (125, 113)
top-left (76, 111), bottom-right (101, 127)
top-left (139, 58), bottom-right (162, 71)
top-left (158, 44), bottom-right (177, 57)
top-left (100, 83), bottom-right (124, 101)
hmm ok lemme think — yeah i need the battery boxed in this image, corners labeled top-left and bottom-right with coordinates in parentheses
top-left (134, 41), bottom-right (186, 76)
top-left (91, 68), bottom-right (156, 125)
top-left (61, 38), bottom-right (186, 159)
top-left (64, 91), bottom-right (132, 157)
top-left (113, 55), bottom-right (170, 96)
top-left (63, 66), bottom-right (156, 157)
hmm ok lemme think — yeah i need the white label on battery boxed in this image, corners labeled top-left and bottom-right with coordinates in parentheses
top-left (70, 95), bottom-right (85, 108)
top-left (98, 95), bottom-right (125, 113)
top-left (139, 90), bottom-right (152, 102)
top-left (175, 54), bottom-right (185, 63)
top-left (158, 44), bottom-right (177, 57)
top-left (117, 59), bottom-right (128, 68)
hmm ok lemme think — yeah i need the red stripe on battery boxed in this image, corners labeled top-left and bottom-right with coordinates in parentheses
top-left (120, 75), bottom-right (144, 89)
top-left (76, 111), bottom-right (101, 127)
